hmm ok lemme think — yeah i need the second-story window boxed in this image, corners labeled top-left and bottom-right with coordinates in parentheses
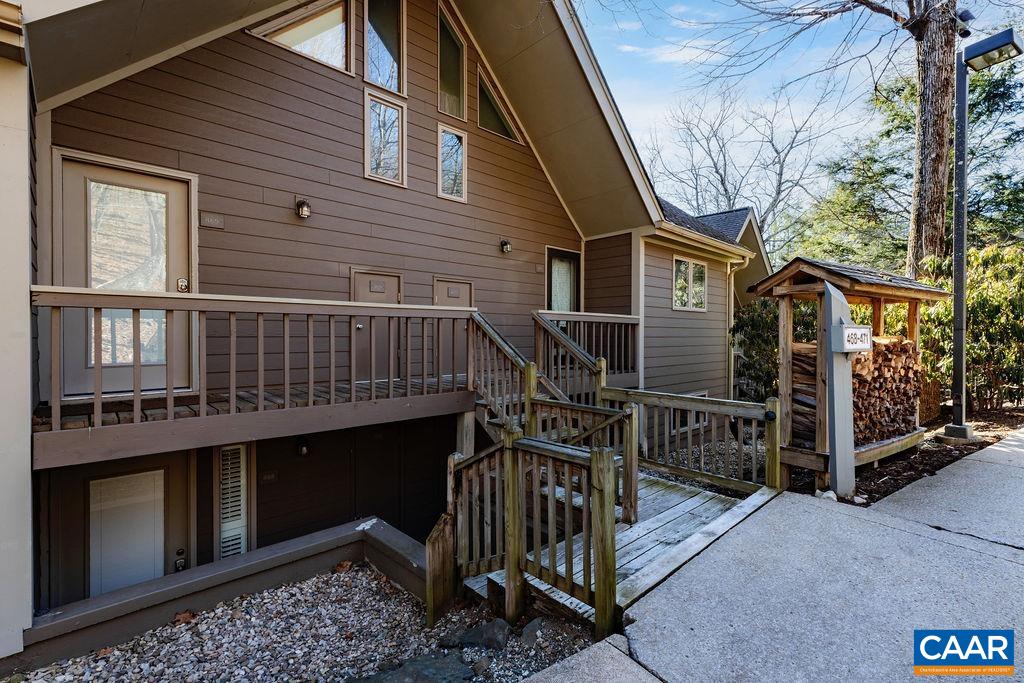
top-left (477, 73), bottom-right (519, 142)
top-left (255, 0), bottom-right (351, 73)
top-left (438, 124), bottom-right (467, 201)
top-left (365, 90), bottom-right (406, 185)
top-left (673, 256), bottom-right (707, 311)
top-left (366, 0), bottom-right (404, 94)
top-left (438, 8), bottom-right (465, 118)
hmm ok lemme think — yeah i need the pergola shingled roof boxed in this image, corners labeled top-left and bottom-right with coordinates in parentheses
top-left (749, 256), bottom-right (950, 303)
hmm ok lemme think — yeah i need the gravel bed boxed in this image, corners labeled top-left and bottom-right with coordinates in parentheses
top-left (7, 562), bottom-right (591, 682)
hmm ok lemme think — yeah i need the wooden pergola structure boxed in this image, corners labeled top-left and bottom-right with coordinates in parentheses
top-left (750, 258), bottom-right (950, 489)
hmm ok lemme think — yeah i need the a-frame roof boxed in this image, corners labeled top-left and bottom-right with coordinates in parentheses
top-left (750, 257), bottom-right (949, 303)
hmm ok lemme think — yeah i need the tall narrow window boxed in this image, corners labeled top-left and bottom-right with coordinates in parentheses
top-left (366, 0), bottom-right (404, 93)
top-left (365, 90), bottom-right (406, 185)
top-left (438, 9), bottom-right (465, 118)
top-left (438, 124), bottom-right (467, 201)
top-left (256, 1), bottom-right (350, 72)
top-left (478, 74), bottom-right (519, 141)
top-left (673, 256), bottom-right (707, 311)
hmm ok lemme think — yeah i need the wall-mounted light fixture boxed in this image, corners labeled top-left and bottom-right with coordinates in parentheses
top-left (295, 198), bottom-right (312, 219)
top-left (298, 437), bottom-right (311, 457)
top-left (499, 239), bottom-right (512, 254)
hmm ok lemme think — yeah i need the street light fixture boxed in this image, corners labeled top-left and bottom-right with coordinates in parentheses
top-left (943, 27), bottom-right (1022, 442)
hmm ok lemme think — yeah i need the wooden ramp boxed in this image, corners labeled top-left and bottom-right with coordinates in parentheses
top-left (468, 473), bottom-right (779, 621)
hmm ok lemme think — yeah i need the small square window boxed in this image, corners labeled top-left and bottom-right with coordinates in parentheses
top-left (673, 257), bottom-right (707, 311)
top-left (255, 1), bottom-right (351, 73)
top-left (365, 91), bottom-right (406, 186)
top-left (438, 125), bottom-right (467, 201)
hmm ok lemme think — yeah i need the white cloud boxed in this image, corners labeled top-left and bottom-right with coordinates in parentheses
top-left (615, 42), bottom-right (715, 65)
top-left (612, 20), bottom-right (644, 31)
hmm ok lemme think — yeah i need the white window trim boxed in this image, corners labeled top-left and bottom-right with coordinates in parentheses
top-left (476, 69), bottom-right (522, 144)
top-left (364, 88), bottom-right (408, 187)
top-left (671, 255), bottom-right (708, 312)
top-left (363, 0), bottom-right (408, 97)
top-left (437, 3), bottom-right (467, 121)
top-left (669, 390), bottom-right (710, 435)
top-left (437, 123), bottom-right (468, 203)
top-left (249, 0), bottom-right (356, 78)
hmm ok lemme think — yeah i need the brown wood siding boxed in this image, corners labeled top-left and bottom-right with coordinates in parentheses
top-left (583, 233), bottom-right (631, 315)
top-left (255, 416), bottom-right (453, 546)
top-left (643, 243), bottom-right (728, 397)
top-left (47, 0), bottom-right (580, 364)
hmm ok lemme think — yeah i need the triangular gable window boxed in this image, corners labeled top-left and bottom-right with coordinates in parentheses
top-left (477, 74), bottom-right (519, 142)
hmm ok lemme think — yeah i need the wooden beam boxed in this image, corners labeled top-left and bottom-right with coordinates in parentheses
top-left (907, 301), bottom-right (920, 343)
top-left (503, 431), bottom-right (526, 624)
top-left (590, 446), bottom-right (617, 640)
top-left (853, 428), bottom-right (927, 466)
top-left (815, 294), bottom-right (829, 491)
top-left (34, 392), bottom-right (477, 470)
top-left (764, 397), bottom-right (781, 488)
top-left (872, 298), bottom-right (885, 335)
top-left (778, 294), bottom-right (793, 447)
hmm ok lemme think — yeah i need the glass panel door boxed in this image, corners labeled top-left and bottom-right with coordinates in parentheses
top-left (547, 249), bottom-right (580, 312)
top-left (60, 159), bottom-right (192, 397)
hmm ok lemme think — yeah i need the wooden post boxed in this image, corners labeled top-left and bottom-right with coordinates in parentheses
top-left (778, 293), bottom-right (793, 487)
top-left (591, 445), bottom-right (617, 640)
top-left (621, 404), bottom-right (639, 524)
top-left (425, 512), bottom-right (456, 626)
top-left (502, 430), bottom-right (526, 624)
top-left (524, 362), bottom-right (538, 437)
top-left (596, 357), bottom-right (608, 406)
top-left (456, 410), bottom-right (474, 464)
top-left (466, 319), bottom-right (475, 392)
top-left (815, 294), bottom-right (830, 491)
top-left (872, 298), bottom-right (885, 335)
top-left (764, 397), bottom-right (782, 489)
top-left (907, 301), bottom-right (920, 343)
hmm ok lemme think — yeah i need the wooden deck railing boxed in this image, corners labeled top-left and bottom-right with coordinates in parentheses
top-left (469, 312), bottom-right (531, 431)
top-left (531, 397), bottom-right (639, 523)
top-left (601, 387), bottom-right (781, 494)
top-left (428, 432), bottom-right (618, 638)
top-left (537, 310), bottom-right (639, 379)
top-left (533, 312), bottom-right (604, 405)
top-left (32, 286), bottom-right (475, 433)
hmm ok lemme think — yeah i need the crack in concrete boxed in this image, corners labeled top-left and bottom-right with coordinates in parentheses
top-left (925, 524), bottom-right (1024, 553)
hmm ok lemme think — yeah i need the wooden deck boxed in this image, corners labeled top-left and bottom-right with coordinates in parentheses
top-left (467, 473), bottom-right (780, 620)
top-left (33, 374), bottom-right (469, 432)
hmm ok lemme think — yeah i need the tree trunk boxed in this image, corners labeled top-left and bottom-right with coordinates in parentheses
top-left (906, 0), bottom-right (957, 278)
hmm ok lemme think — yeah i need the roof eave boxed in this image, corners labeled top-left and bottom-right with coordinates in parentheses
top-left (653, 220), bottom-right (754, 261)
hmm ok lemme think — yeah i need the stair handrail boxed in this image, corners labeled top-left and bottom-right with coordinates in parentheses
top-left (533, 312), bottom-right (606, 405)
top-left (533, 311), bottom-right (600, 371)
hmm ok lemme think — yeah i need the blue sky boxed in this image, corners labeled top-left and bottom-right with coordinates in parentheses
top-left (576, 1), bottom-right (1018, 147)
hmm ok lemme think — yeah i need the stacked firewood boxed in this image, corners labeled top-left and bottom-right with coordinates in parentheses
top-left (791, 337), bottom-right (920, 447)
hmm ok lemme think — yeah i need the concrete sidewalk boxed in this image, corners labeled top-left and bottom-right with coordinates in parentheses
top-left (625, 492), bottom-right (1024, 681)
top-left (873, 428), bottom-right (1024, 549)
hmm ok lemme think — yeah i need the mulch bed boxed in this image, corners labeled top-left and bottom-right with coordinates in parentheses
top-left (789, 406), bottom-right (1024, 505)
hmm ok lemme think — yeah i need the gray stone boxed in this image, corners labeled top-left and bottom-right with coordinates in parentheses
top-left (626, 492), bottom-right (1024, 682)
top-left (521, 617), bottom-right (545, 649)
top-left (458, 619), bottom-right (511, 650)
top-left (814, 489), bottom-right (837, 501)
top-left (471, 656), bottom-right (491, 676)
top-left (362, 653), bottom-right (473, 682)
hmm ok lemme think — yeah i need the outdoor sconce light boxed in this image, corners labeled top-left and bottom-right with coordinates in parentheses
top-left (295, 198), bottom-right (312, 219)
top-left (500, 239), bottom-right (512, 254)
top-left (298, 437), bottom-right (311, 457)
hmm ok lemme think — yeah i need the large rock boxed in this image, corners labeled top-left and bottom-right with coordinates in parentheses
top-left (361, 653), bottom-right (473, 682)
top-left (521, 617), bottom-right (545, 649)
top-left (458, 619), bottom-right (511, 650)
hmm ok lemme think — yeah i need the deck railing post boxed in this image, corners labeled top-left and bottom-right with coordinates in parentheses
top-left (765, 396), bottom-right (782, 489)
top-left (596, 357), bottom-right (608, 406)
top-left (425, 511), bottom-right (456, 627)
top-left (524, 362), bottom-right (538, 437)
top-left (591, 445), bottom-right (617, 640)
top-left (503, 430), bottom-right (526, 624)
top-left (621, 403), bottom-right (639, 524)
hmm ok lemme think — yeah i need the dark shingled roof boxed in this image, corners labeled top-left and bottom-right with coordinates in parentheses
top-left (657, 196), bottom-right (737, 245)
top-left (798, 257), bottom-right (948, 294)
top-left (696, 207), bottom-right (753, 242)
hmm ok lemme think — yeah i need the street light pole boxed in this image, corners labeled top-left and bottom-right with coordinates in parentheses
top-left (941, 27), bottom-right (1022, 442)
top-left (943, 51), bottom-right (972, 440)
